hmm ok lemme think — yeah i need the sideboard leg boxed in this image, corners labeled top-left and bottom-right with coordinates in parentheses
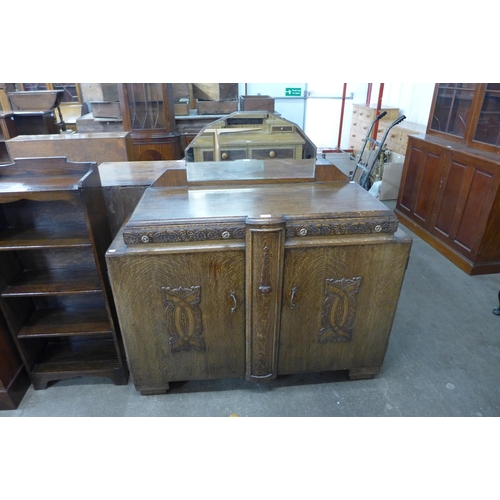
top-left (139, 384), bottom-right (170, 396)
top-left (348, 367), bottom-right (380, 380)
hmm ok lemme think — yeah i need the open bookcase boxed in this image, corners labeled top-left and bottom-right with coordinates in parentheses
top-left (0, 157), bottom-right (128, 389)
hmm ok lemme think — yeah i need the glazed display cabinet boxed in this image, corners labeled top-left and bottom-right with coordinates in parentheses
top-left (118, 83), bottom-right (181, 161)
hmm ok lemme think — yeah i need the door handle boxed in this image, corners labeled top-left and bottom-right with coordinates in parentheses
top-left (290, 287), bottom-right (297, 309)
top-left (230, 291), bottom-right (237, 314)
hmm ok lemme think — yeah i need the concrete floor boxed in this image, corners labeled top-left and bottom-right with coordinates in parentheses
top-left (1, 196), bottom-right (499, 418)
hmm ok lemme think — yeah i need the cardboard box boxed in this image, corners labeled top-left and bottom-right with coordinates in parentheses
top-left (379, 154), bottom-right (405, 201)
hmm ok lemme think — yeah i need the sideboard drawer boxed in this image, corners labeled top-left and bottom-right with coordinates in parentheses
top-left (202, 149), bottom-right (247, 161)
top-left (251, 147), bottom-right (296, 160)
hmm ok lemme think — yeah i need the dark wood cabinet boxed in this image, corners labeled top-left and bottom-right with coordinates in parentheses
top-left (396, 83), bottom-right (500, 275)
top-left (0, 157), bottom-right (129, 389)
top-left (0, 312), bottom-right (31, 410)
top-left (106, 160), bottom-right (412, 395)
top-left (0, 112), bottom-right (17, 163)
top-left (428, 83), bottom-right (500, 155)
top-left (396, 134), bottom-right (500, 274)
top-left (118, 83), bottom-right (181, 161)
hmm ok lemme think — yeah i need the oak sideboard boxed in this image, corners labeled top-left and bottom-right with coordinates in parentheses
top-left (106, 160), bottom-right (412, 395)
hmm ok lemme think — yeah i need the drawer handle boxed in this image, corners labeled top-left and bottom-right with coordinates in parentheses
top-left (269, 151), bottom-right (276, 158)
top-left (221, 152), bottom-right (228, 160)
top-left (290, 287), bottom-right (297, 309)
top-left (230, 291), bottom-right (237, 314)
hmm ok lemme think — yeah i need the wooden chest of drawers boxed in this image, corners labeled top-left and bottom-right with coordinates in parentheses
top-left (186, 111), bottom-right (315, 163)
top-left (348, 104), bottom-right (399, 154)
top-left (381, 120), bottom-right (426, 155)
top-left (106, 161), bottom-right (411, 395)
top-left (348, 105), bottom-right (426, 157)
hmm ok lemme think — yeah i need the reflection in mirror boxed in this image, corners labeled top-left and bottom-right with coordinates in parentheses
top-left (184, 111), bottom-right (316, 163)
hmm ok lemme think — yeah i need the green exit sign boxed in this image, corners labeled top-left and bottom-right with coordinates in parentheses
top-left (285, 88), bottom-right (302, 97)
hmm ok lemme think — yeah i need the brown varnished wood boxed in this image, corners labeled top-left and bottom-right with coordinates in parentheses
top-left (30, 338), bottom-right (124, 390)
top-left (279, 231), bottom-right (411, 376)
top-left (0, 157), bottom-right (129, 390)
top-left (98, 160), bottom-right (178, 238)
top-left (17, 306), bottom-right (112, 338)
top-left (126, 182), bottom-right (393, 231)
top-left (6, 132), bottom-right (133, 165)
top-left (0, 310), bottom-right (31, 410)
top-left (245, 218), bottom-right (285, 382)
top-left (99, 161), bottom-right (181, 187)
top-left (118, 83), bottom-right (182, 161)
top-left (107, 246), bottom-right (246, 394)
top-left (396, 133), bottom-right (500, 274)
top-left (107, 161), bottom-right (411, 394)
top-left (314, 163), bottom-right (349, 182)
top-left (97, 159), bottom-right (347, 238)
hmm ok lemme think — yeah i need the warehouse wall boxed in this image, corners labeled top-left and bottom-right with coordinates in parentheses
top-left (243, 83), bottom-right (435, 149)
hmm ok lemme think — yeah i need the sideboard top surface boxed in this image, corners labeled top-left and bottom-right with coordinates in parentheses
top-left (127, 181), bottom-right (394, 226)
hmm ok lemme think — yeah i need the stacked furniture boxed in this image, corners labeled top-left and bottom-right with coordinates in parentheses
top-left (348, 103), bottom-right (425, 156)
top-left (348, 104), bottom-right (399, 155)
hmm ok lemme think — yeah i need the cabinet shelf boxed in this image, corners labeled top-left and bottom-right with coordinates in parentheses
top-left (0, 226), bottom-right (91, 250)
top-left (30, 338), bottom-right (126, 389)
top-left (2, 269), bottom-right (102, 296)
top-left (17, 306), bottom-right (112, 338)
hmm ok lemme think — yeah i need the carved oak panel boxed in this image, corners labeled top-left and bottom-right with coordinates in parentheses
top-left (319, 277), bottom-right (362, 343)
top-left (162, 285), bottom-right (205, 352)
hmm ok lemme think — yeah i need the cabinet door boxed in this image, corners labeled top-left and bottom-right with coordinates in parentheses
top-left (278, 237), bottom-right (410, 378)
top-left (397, 136), bottom-right (444, 228)
top-left (431, 151), bottom-right (499, 258)
top-left (107, 249), bottom-right (246, 394)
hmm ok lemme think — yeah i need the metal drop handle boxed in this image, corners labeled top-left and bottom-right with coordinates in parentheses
top-left (230, 291), bottom-right (237, 314)
top-left (290, 287), bottom-right (297, 309)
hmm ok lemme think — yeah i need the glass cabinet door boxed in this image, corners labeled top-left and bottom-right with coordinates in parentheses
top-left (125, 83), bottom-right (167, 130)
top-left (430, 83), bottom-right (476, 138)
top-left (473, 83), bottom-right (500, 147)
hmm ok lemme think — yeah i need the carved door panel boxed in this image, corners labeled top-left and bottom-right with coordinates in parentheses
top-left (107, 249), bottom-right (245, 394)
top-left (278, 239), bottom-right (410, 378)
